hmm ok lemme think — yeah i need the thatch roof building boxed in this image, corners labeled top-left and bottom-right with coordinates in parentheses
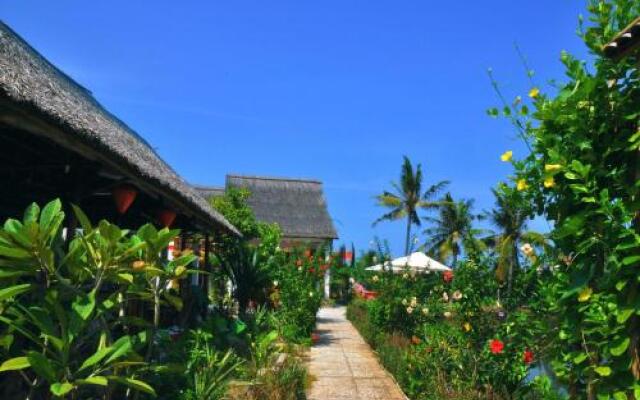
top-left (0, 21), bottom-right (238, 235)
top-left (196, 175), bottom-right (338, 247)
top-left (603, 16), bottom-right (640, 60)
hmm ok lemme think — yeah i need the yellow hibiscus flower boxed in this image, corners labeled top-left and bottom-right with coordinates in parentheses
top-left (517, 179), bottom-right (529, 191)
top-left (500, 150), bottom-right (513, 162)
top-left (544, 177), bottom-right (555, 188)
top-left (578, 287), bottom-right (593, 302)
top-left (529, 87), bottom-right (540, 98)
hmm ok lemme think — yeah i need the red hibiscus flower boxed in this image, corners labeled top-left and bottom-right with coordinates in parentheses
top-left (443, 270), bottom-right (454, 283)
top-left (523, 349), bottom-right (534, 364)
top-left (489, 339), bottom-right (504, 354)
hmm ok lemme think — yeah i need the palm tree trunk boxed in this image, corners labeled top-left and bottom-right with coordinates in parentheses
top-left (405, 216), bottom-right (412, 255)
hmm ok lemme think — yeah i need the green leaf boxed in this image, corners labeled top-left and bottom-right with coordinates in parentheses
top-left (612, 392), bottom-right (626, 400)
top-left (70, 203), bottom-right (92, 233)
top-left (103, 336), bottom-right (132, 365)
top-left (117, 273), bottom-right (134, 284)
top-left (50, 382), bottom-right (74, 396)
top-left (0, 246), bottom-right (31, 259)
top-left (0, 284), bottom-right (32, 302)
top-left (0, 269), bottom-right (28, 279)
top-left (622, 255), bottom-right (640, 266)
top-left (78, 346), bottom-right (112, 373)
top-left (234, 320), bottom-right (247, 335)
top-left (72, 290), bottom-right (96, 321)
top-left (23, 203), bottom-right (40, 224)
top-left (107, 376), bottom-right (156, 396)
top-left (40, 200), bottom-right (62, 232)
top-left (594, 366), bottom-right (612, 377)
top-left (564, 172), bottom-right (579, 180)
top-left (616, 308), bottom-right (634, 324)
top-left (0, 334), bottom-right (14, 351)
top-left (27, 352), bottom-right (57, 382)
top-left (76, 376), bottom-right (108, 387)
top-left (0, 356), bottom-right (30, 372)
top-left (573, 353), bottom-right (588, 364)
top-left (610, 337), bottom-right (630, 356)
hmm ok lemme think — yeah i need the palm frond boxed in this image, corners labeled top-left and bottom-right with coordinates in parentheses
top-left (372, 207), bottom-right (406, 226)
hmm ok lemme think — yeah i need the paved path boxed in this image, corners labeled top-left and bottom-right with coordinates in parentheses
top-left (306, 306), bottom-right (407, 400)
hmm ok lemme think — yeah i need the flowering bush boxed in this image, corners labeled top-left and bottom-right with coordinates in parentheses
top-left (269, 251), bottom-right (323, 343)
top-left (348, 258), bottom-right (556, 399)
top-left (491, 1), bottom-right (640, 397)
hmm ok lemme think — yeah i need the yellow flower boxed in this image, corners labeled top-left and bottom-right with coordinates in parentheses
top-left (529, 87), bottom-right (540, 98)
top-left (167, 279), bottom-right (180, 290)
top-left (544, 177), bottom-right (555, 188)
top-left (517, 179), bottom-right (529, 191)
top-left (578, 287), bottom-right (593, 302)
top-left (463, 322), bottom-right (472, 332)
top-left (500, 150), bottom-right (513, 162)
top-left (132, 260), bottom-right (146, 271)
top-left (544, 164), bottom-right (562, 172)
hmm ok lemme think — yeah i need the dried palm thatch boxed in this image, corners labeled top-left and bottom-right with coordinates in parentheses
top-left (196, 175), bottom-right (338, 242)
top-left (0, 21), bottom-right (238, 236)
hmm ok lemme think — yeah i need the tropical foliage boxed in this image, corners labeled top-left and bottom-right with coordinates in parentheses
top-left (351, 1), bottom-right (640, 399)
top-left (373, 155), bottom-right (449, 255)
top-left (0, 196), bottom-right (319, 399)
top-left (421, 192), bottom-right (485, 266)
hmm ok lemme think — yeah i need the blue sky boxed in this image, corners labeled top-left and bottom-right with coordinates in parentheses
top-left (2, 1), bottom-right (590, 257)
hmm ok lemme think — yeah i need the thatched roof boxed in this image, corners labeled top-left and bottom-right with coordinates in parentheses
top-left (193, 185), bottom-right (226, 200)
top-left (603, 16), bottom-right (640, 60)
top-left (0, 21), bottom-right (239, 235)
top-left (224, 175), bottom-right (338, 241)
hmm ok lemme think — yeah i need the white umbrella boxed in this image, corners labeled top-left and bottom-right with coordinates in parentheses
top-left (366, 252), bottom-right (451, 273)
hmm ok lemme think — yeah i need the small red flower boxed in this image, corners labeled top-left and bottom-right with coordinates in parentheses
top-left (523, 349), bottom-right (534, 364)
top-left (489, 339), bottom-right (504, 354)
top-left (443, 270), bottom-right (454, 283)
top-left (309, 267), bottom-right (315, 273)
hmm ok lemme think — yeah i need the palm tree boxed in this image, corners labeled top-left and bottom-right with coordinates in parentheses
top-left (373, 156), bottom-right (449, 255)
top-left (421, 193), bottom-right (486, 266)
top-left (483, 188), bottom-right (547, 295)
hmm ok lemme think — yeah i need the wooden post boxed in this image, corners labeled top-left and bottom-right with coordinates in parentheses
top-left (203, 234), bottom-right (211, 291)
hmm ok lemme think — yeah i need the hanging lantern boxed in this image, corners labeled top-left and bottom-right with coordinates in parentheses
top-left (157, 209), bottom-right (177, 227)
top-left (112, 184), bottom-right (137, 214)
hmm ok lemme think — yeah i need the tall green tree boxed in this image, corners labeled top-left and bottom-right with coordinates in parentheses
top-left (373, 156), bottom-right (448, 255)
top-left (421, 193), bottom-right (486, 266)
top-left (483, 187), bottom-right (546, 295)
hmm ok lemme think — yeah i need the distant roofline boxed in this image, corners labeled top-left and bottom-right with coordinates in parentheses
top-left (227, 174), bottom-right (322, 185)
top-left (191, 184), bottom-right (225, 191)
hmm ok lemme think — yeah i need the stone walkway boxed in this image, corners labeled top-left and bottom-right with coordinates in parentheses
top-left (306, 306), bottom-right (407, 400)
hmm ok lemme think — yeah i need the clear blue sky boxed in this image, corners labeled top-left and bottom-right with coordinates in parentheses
top-left (2, 1), bottom-right (590, 257)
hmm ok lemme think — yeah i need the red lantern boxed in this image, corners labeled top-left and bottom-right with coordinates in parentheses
top-left (112, 184), bottom-right (137, 214)
top-left (157, 209), bottom-right (177, 227)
